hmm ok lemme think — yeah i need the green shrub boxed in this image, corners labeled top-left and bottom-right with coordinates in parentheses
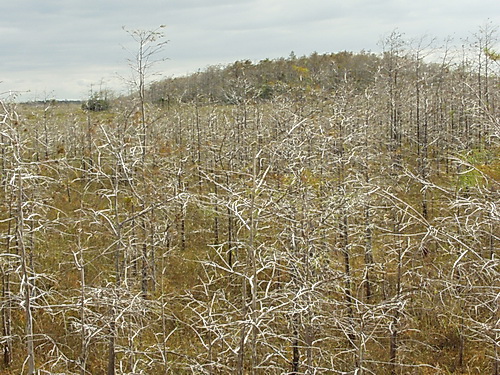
top-left (82, 94), bottom-right (111, 111)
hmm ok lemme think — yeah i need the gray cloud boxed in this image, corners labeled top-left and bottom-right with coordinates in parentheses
top-left (1, 0), bottom-right (498, 100)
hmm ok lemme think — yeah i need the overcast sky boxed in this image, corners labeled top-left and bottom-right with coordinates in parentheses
top-left (1, 0), bottom-right (498, 101)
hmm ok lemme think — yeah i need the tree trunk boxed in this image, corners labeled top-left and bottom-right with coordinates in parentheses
top-left (107, 319), bottom-right (116, 375)
top-left (17, 169), bottom-right (35, 375)
top-left (291, 313), bottom-right (300, 375)
top-left (1, 270), bottom-right (11, 369)
top-left (1, 197), bottom-right (13, 369)
top-left (389, 219), bottom-right (403, 375)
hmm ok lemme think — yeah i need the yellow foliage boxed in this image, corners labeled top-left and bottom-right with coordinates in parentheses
top-left (478, 162), bottom-right (500, 181)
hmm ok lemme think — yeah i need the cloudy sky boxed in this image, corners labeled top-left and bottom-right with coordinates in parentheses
top-left (1, 0), bottom-right (498, 101)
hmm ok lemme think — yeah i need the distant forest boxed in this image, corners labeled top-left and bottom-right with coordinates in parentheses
top-left (0, 26), bottom-right (499, 375)
top-left (148, 50), bottom-right (379, 104)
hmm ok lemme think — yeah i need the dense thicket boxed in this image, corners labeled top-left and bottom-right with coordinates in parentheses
top-left (148, 50), bottom-right (378, 104)
top-left (0, 29), bottom-right (498, 374)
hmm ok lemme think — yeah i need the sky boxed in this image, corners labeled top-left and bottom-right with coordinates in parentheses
top-left (1, 0), bottom-right (499, 101)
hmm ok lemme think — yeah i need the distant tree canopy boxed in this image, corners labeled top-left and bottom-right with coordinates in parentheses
top-left (147, 51), bottom-right (380, 104)
top-left (82, 92), bottom-right (111, 111)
